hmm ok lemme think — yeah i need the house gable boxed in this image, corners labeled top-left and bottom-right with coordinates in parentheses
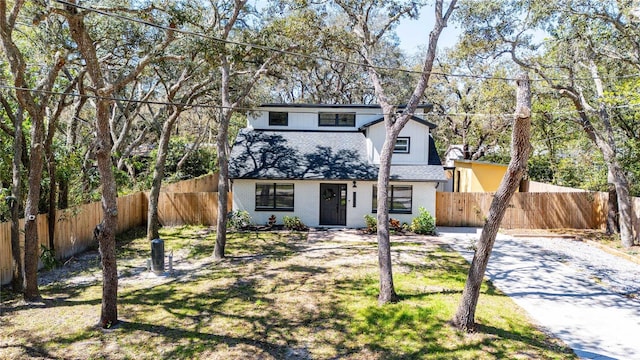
top-left (360, 116), bottom-right (441, 166)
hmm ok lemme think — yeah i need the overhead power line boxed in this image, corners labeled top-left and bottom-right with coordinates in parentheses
top-left (2, 82), bottom-right (638, 119)
top-left (53, 0), bottom-right (640, 83)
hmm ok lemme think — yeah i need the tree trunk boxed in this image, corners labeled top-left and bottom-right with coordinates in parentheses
top-left (580, 122), bottom-right (635, 247)
top-left (453, 73), bottom-right (532, 332)
top-left (10, 108), bottom-right (24, 293)
top-left (376, 128), bottom-right (399, 305)
top-left (0, 2), bottom-right (67, 299)
top-left (47, 159), bottom-right (57, 251)
top-left (58, 180), bottom-right (69, 209)
top-left (0, 0), bottom-right (50, 301)
top-left (576, 129), bottom-right (634, 246)
top-left (65, 7), bottom-right (119, 328)
top-left (23, 112), bottom-right (45, 301)
top-left (147, 112), bottom-right (180, 241)
top-left (606, 170), bottom-right (619, 235)
top-left (343, 0), bottom-right (456, 305)
top-left (147, 178), bottom-right (162, 242)
top-left (589, 62), bottom-right (635, 247)
top-left (213, 55), bottom-right (235, 260)
top-left (146, 163), bottom-right (163, 241)
top-left (66, 107), bottom-right (79, 148)
top-left (214, 109), bottom-right (230, 260)
top-left (95, 98), bottom-right (119, 328)
top-left (608, 161), bottom-right (635, 248)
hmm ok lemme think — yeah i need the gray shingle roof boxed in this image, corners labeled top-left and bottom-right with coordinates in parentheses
top-left (229, 129), bottom-right (446, 182)
top-left (390, 165), bottom-right (447, 181)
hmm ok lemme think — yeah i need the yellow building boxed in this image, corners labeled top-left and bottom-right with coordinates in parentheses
top-left (452, 160), bottom-right (513, 192)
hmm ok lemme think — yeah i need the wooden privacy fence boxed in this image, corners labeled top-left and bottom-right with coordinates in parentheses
top-left (156, 192), bottom-right (231, 226)
top-left (159, 173), bottom-right (219, 193)
top-left (0, 174), bottom-right (223, 285)
top-left (0, 192), bottom-right (146, 286)
top-left (436, 192), bottom-right (609, 229)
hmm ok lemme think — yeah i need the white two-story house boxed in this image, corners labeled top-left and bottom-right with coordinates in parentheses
top-left (229, 104), bottom-right (446, 228)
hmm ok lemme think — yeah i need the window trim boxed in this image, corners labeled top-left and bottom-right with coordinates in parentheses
top-left (255, 183), bottom-right (294, 211)
top-left (318, 112), bottom-right (356, 127)
top-left (372, 185), bottom-right (413, 214)
top-left (268, 112), bottom-right (288, 126)
top-left (394, 137), bottom-right (410, 153)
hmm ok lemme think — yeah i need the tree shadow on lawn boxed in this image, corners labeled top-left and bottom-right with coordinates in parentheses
top-left (0, 337), bottom-right (57, 359)
top-left (348, 296), bottom-right (575, 359)
top-left (116, 226), bottom-right (150, 258)
top-left (330, 287), bottom-right (570, 359)
top-left (3, 229), bottom-right (576, 359)
top-left (0, 282), bottom-right (102, 315)
top-left (0, 287), bottom-right (23, 303)
top-left (113, 320), bottom-right (298, 359)
top-left (476, 323), bottom-right (576, 358)
top-left (108, 274), bottom-right (352, 358)
top-left (110, 278), bottom-right (461, 359)
top-left (181, 231), bottom-right (305, 261)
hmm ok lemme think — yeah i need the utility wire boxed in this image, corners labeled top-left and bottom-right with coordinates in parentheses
top-left (2, 81), bottom-right (638, 117)
top-left (53, 0), bottom-right (640, 83)
top-left (4, 81), bottom-right (638, 119)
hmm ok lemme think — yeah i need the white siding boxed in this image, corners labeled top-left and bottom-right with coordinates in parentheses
top-left (232, 179), bottom-right (437, 228)
top-left (366, 121), bottom-right (430, 165)
top-left (249, 107), bottom-right (425, 131)
top-left (232, 180), bottom-right (320, 227)
top-left (362, 181), bottom-right (438, 225)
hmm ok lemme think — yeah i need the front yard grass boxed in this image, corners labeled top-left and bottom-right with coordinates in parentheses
top-left (0, 226), bottom-right (575, 359)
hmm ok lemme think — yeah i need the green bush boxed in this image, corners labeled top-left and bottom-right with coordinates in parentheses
top-left (40, 244), bottom-right (59, 271)
top-left (411, 207), bottom-right (436, 235)
top-left (364, 215), bottom-right (410, 233)
top-left (364, 214), bottom-right (377, 234)
top-left (0, 189), bottom-right (11, 222)
top-left (227, 210), bottom-right (252, 230)
top-left (150, 137), bottom-right (217, 182)
top-left (283, 216), bottom-right (308, 231)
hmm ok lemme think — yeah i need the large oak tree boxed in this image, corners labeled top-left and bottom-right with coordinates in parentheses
top-left (455, 0), bottom-right (639, 247)
top-left (59, 0), bottom-right (176, 327)
top-left (0, 0), bottom-right (68, 300)
top-left (335, 0), bottom-right (457, 304)
top-left (453, 73), bottom-right (532, 332)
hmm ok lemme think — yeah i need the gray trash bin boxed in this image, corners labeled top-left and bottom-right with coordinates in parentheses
top-left (151, 238), bottom-right (164, 274)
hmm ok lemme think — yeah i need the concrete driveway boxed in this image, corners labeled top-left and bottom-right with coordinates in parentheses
top-left (437, 227), bottom-right (640, 360)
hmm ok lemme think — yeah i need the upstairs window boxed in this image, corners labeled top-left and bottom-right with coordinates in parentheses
top-left (318, 112), bottom-right (356, 127)
top-left (372, 185), bottom-right (413, 214)
top-left (269, 112), bottom-right (288, 126)
top-left (394, 137), bottom-right (410, 153)
top-left (255, 183), bottom-right (294, 211)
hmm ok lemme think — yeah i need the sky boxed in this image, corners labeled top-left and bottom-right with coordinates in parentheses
top-left (251, 0), bottom-right (461, 57)
top-left (394, 6), bottom-right (462, 56)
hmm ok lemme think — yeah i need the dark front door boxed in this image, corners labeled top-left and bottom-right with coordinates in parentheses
top-left (319, 183), bottom-right (347, 226)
